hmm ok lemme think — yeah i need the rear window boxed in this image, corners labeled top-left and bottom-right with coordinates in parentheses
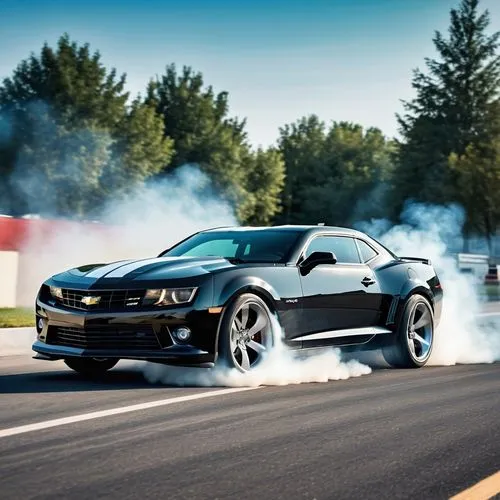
top-left (356, 239), bottom-right (378, 262)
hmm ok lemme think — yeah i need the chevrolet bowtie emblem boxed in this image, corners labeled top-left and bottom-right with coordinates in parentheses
top-left (81, 296), bottom-right (101, 306)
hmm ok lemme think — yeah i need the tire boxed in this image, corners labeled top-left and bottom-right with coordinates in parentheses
top-left (217, 293), bottom-right (276, 372)
top-left (383, 294), bottom-right (434, 368)
top-left (64, 357), bottom-right (119, 376)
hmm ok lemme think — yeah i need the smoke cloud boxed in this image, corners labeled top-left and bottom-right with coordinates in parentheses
top-left (357, 202), bottom-right (500, 365)
top-left (16, 165), bottom-right (236, 305)
top-left (144, 314), bottom-right (371, 386)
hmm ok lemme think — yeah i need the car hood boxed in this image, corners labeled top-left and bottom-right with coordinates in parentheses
top-left (48, 256), bottom-right (233, 289)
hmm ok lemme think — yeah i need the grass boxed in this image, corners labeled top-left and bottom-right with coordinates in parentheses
top-left (478, 283), bottom-right (500, 301)
top-left (0, 308), bottom-right (35, 328)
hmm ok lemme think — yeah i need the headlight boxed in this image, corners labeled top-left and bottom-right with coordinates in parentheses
top-left (144, 288), bottom-right (197, 306)
top-left (49, 286), bottom-right (63, 300)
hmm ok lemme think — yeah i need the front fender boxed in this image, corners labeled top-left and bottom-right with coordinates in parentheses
top-left (218, 275), bottom-right (281, 307)
top-left (211, 267), bottom-right (303, 349)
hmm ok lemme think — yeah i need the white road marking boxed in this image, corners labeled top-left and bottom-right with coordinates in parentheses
top-left (0, 387), bottom-right (261, 439)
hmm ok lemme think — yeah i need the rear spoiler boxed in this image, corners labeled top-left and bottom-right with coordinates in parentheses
top-left (399, 256), bottom-right (432, 266)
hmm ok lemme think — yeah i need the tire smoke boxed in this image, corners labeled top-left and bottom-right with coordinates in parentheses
top-left (143, 314), bottom-right (371, 387)
top-left (357, 202), bottom-right (500, 365)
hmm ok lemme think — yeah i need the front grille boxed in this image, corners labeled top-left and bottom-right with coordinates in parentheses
top-left (59, 289), bottom-right (146, 311)
top-left (48, 325), bottom-right (162, 350)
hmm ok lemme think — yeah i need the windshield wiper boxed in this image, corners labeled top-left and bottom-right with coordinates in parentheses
top-left (226, 257), bottom-right (250, 264)
top-left (226, 257), bottom-right (277, 264)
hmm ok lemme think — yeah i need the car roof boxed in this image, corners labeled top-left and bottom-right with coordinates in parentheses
top-left (203, 224), bottom-right (365, 237)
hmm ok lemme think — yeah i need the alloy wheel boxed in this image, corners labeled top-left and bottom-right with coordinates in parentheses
top-left (229, 299), bottom-right (273, 371)
top-left (406, 301), bottom-right (433, 362)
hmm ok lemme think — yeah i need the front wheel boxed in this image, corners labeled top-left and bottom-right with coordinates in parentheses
top-left (383, 294), bottom-right (434, 368)
top-left (64, 357), bottom-right (119, 376)
top-left (217, 293), bottom-right (275, 372)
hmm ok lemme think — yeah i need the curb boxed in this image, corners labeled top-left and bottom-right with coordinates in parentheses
top-left (0, 327), bottom-right (36, 356)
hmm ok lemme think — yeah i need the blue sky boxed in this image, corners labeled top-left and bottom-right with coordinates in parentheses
top-left (1, 0), bottom-right (499, 147)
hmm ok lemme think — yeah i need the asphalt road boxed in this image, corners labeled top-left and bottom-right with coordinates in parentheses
top-left (1, 303), bottom-right (500, 499)
top-left (0, 352), bottom-right (498, 500)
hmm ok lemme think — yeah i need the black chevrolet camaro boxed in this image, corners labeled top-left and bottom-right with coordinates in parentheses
top-left (32, 225), bottom-right (443, 375)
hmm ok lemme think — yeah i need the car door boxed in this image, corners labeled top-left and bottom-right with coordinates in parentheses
top-left (297, 234), bottom-right (382, 340)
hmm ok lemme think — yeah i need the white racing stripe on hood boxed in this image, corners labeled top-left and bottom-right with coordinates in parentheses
top-left (103, 258), bottom-right (170, 278)
top-left (84, 260), bottom-right (136, 279)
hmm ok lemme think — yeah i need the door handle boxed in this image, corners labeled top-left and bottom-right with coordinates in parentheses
top-left (361, 277), bottom-right (376, 287)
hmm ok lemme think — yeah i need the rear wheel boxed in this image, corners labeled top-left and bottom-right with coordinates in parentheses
top-left (217, 293), bottom-right (275, 372)
top-left (383, 294), bottom-right (434, 368)
top-left (64, 357), bottom-right (119, 376)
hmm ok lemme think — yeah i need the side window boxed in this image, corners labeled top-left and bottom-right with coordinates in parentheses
top-left (305, 236), bottom-right (360, 264)
top-left (356, 239), bottom-right (378, 263)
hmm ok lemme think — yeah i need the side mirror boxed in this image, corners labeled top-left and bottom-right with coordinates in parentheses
top-left (299, 251), bottom-right (337, 275)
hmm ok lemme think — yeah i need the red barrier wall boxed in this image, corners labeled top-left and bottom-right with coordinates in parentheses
top-left (0, 217), bottom-right (108, 252)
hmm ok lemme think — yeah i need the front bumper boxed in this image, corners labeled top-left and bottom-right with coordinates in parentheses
top-left (33, 298), bottom-right (222, 366)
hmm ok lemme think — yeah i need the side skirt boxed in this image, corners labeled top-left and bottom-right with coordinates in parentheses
top-left (290, 326), bottom-right (393, 349)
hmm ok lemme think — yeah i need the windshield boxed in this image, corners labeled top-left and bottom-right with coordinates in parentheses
top-left (161, 230), bottom-right (302, 263)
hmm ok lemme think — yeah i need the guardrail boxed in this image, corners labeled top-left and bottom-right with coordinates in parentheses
top-left (455, 252), bottom-right (500, 284)
top-left (455, 253), bottom-right (489, 280)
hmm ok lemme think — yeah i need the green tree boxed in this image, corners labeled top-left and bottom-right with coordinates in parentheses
top-left (304, 123), bottom-right (394, 225)
top-left (147, 64), bottom-right (284, 224)
top-left (394, 0), bottom-right (500, 237)
top-left (110, 98), bottom-right (174, 195)
top-left (277, 115), bottom-right (327, 224)
top-left (240, 148), bottom-right (286, 225)
top-left (450, 108), bottom-right (500, 251)
top-left (277, 117), bottom-right (394, 225)
top-left (146, 65), bottom-right (247, 187)
top-left (0, 34), bottom-right (173, 216)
